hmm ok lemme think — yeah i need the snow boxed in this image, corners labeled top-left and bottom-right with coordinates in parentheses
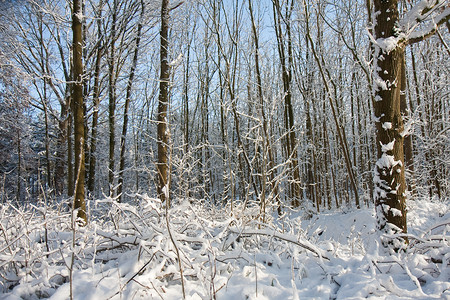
top-left (373, 74), bottom-right (388, 91)
top-left (398, 1), bottom-right (450, 44)
top-left (168, 53), bottom-right (183, 67)
top-left (382, 122), bottom-right (392, 130)
top-left (0, 196), bottom-right (449, 299)
top-left (74, 12), bottom-right (83, 22)
top-left (376, 36), bottom-right (402, 54)
top-left (380, 140), bottom-right (395, 153)
top-left (376, 153), bottom-right (402, 171)
top-left (162, 184), bottom-right (170, 201)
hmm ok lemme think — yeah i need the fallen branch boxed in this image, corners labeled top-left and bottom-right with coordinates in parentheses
top-left (229, 227), bottom-right (330, 261)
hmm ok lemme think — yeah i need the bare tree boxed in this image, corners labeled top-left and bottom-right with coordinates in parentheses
top-left (157, 0), bottom-right (171, 205)
top-left (72, 0), bottom-right (87, 224)
top-left (117, 0), bottom-right (145, 202)
top-left (272, 0), bottom-right (302, 206)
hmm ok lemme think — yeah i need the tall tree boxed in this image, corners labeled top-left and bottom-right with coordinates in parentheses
top-left (87, 0), bottom-right (104, 195)
top-left (272, 0), bottom-right (301, 206)
top-left (373, 0), bottom-right (407, 249)
top-left (72, 0), bottom-right (87, 224)
top-left (157, 0), bottom-right (171, 205)
top-left (108, 0), bottom-right (118, 197)
top-left (117, 0), bottom-right (145, 202)
top-left (248, 0), bottom-right (279, 211)
top-left (372, 0), bottom-right (449, 248)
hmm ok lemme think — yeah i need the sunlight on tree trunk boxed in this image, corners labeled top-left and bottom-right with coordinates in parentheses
top-left (72, 0), bottom-right (87, 224)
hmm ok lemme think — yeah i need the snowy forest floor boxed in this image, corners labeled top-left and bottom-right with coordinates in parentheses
top-left (0, 195), bottom-right (449, 300)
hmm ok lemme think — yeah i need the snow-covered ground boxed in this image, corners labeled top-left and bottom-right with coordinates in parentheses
top-left (0, 196), bottom-right (448, 299)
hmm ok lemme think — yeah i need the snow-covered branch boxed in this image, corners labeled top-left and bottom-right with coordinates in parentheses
top-left (400, 0), bottom-right (450, 45)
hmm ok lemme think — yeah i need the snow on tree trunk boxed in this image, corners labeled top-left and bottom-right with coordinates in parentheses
top-left (157, 0), bottom-right (171, 206)
top-left (372, 0), bottom-right (407, 249)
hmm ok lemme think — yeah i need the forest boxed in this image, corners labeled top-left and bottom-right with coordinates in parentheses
top-left (0, 0), bottom-right (449, 299)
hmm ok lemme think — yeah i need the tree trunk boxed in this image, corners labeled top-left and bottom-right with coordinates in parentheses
top-left (118, 0), bottom-right (145, 202)
top-left (16, 128), bottom-right (22, 202)
top-left (400, 52), bottom-right (415, 192)
top-left (72, 0), bottom-right (87, 224)
top-left (272, 0), bottom-right (301, 206)
top-left (55, 99), bottom-right (69, 196)
top-left (373, 0), bottom-right (407, 248)
top-left (108, 0), bottom-right (118, 197)
top-left (67, 111), bottom-right (74, 197)
top-left (157, 0), bottom-right (171, 206)
top-left (248, 0), bottom-right (279, 212)
top-left (43, 90), bottom-right (52, 191)
top-left (87, 0), bottom-right (104, 195)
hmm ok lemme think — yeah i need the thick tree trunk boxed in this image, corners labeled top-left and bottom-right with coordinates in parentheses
top-left (373, 0), bottom-right (407, 248)
top-left (72, 0), bottom-right (87, 224)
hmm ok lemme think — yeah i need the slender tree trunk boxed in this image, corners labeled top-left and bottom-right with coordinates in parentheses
top-left (16, 128), bottom-right (22, 202)
top-left (43, 92), bottom-right (52, 191)
top-left (72, 0), bottom-right (87, 224)
top-left (183, 28), bottom-right (191, 155)
top-left (248, 0), bottom-right (279, 211)
top-left (55, 100), bottom-right (69, 196)
top-left (54, 25), bottom-right (71, 197)
top-left (373, 0), bottom-right (407, 247)
top-left (67, 112), bottom-right (74, 197)
top-left (108, 0), bottom-right (118, 197)
top-left (87, 0), bottom-right (104, 195)
top-left (322, 100), bottom-right (332, 209)
top-left (272, 0), bottom-right (301, 206)
top-left (400, 52), bottom-right (415, 192)
top-left (118, 0), bottom-right (145, 202)
top-left (157, 0), bottom-right (171, 206)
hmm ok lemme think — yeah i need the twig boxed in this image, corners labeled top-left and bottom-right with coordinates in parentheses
top-left (165, 206), bottom-right (186, 299)
top-left (107, 252), bottom-right (157, 300)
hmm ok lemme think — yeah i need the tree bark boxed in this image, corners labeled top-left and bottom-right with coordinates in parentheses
top-left (72, 0), bottom-right (87, 224)
top-left (373, 0), bottom-right (407, 248)
top-left (108, 0), bottom-right (118, 197)
top-left (157, 0), bottom-right (171, 206)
